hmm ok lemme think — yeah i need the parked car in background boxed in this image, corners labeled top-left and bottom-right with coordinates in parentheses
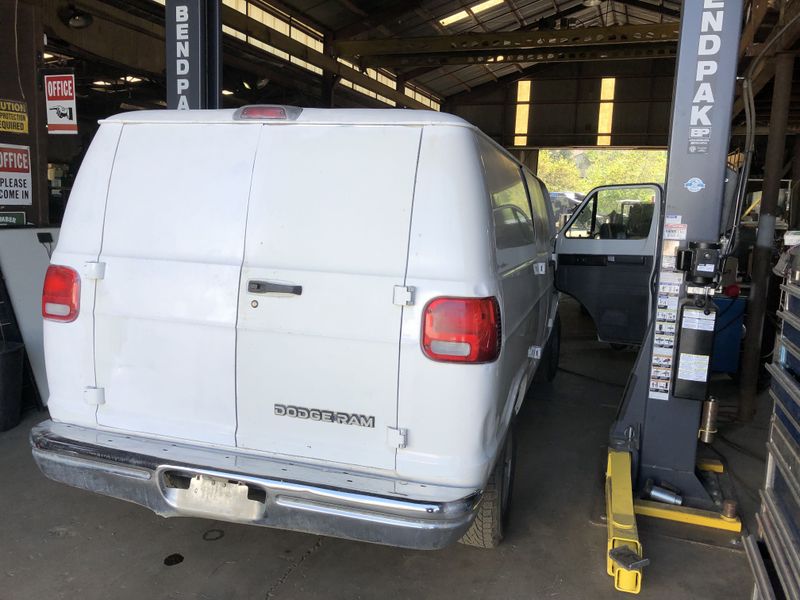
top-left (549, 191), bottom-right (584, 228)
top-left (32, 107), bottom-right (560, 550)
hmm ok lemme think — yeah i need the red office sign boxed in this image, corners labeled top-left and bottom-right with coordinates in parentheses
top-left (0, 143), bottom-right (32, 205)
top-left (44, 74), bottom-right (78, 134)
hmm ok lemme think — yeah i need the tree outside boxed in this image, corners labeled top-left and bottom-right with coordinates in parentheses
top-left (537, 149), bottom-right (667, 196)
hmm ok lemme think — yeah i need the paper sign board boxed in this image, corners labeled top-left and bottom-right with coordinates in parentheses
top-left (0, 144), bottom-right (32, 205)
top-left (44, 74), bottom-right (78, 134)
top-left (0, 99), bottom-right (28, 134)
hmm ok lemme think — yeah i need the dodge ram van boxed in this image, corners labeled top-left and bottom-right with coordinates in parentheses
top-left (31, 107), bottom-right (559, 550)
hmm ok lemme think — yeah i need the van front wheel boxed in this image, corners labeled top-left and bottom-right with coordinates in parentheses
top-left (459, 425), bottom-right (516, 549)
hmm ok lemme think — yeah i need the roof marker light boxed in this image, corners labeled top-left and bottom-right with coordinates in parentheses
top-left (234, 105), bottom-right (303, 121)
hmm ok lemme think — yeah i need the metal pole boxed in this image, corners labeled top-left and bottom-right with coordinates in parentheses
top-left (205, 0), bottom-right (222, 109)
top-left (739, 52), bottom-right (796, 421)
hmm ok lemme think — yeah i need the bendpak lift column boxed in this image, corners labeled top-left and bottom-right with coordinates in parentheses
top-left (606, 0), bottom-right (744, 594)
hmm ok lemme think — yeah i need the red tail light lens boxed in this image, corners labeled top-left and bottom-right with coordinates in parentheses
top-left (234, 105), bottom-right (302, 120)
top-left (422, 297), bottom-right (501, 363)
top-left (42, 265), bottom-right (80, 322)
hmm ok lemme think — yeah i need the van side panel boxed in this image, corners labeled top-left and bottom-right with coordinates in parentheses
top-left (93, 123), bottom-right (261, 446)
top-left (396, 126), bottom-right (502, 489)
top-left (46, 123), bottom-right (122, 427)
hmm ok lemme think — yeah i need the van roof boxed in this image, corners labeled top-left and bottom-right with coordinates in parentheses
top-left (101, 108), bottom-right (474, 127)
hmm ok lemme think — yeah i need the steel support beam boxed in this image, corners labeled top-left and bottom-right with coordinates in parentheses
top-left (334, 23), bottom-right (679, 59)
top-left (739, 52), bottom-right (796, 421)
top-left (335, 0), bottom-right (423, 39)
top-left (358, 41), bottom-right (677, 68)
top-left (42, 0), bottom-right (428, 110)
top-left (617, 0), bottom-right (680, 20)
top-left (220, 5), bottom-right (427, 109)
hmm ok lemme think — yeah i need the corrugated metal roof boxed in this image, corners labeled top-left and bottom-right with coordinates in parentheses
top-left (274, 0), bottom-right (679, 98)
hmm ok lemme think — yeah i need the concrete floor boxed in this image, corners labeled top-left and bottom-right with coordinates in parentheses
top-left (0, 298), bottom-right (767, 599)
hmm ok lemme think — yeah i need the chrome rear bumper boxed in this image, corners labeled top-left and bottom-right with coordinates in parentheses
top-left (30, 420), bottom-right (479, 550)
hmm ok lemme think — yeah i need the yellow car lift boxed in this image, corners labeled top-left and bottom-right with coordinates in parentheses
top-left (605, 450), bottom-right (742, 594)
top-left (598, 0), bottom-right (747, 593)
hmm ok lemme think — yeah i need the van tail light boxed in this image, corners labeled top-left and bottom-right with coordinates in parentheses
top-left (422, 297), bottom-right (501, 363)
top-left (42, 265), bottom-right (80, 322)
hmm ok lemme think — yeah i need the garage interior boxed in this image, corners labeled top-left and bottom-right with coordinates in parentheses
top-left (1, 0), bottom-right (800, 598)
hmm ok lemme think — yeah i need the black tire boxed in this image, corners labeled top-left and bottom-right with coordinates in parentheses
top-left (535, 314), bottom-right (561, 383)
top-left (459, 425), bottom-right (516, 549)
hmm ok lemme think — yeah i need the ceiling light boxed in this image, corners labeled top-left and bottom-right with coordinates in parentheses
top-left (43, 52), bottom-right (54, 60)
top-left (92, 80), bottom-right (112, 86)
top-left (439, 0), bottom-right (505, 26)
top-left (471, 0), bottom-right (504, 14)
top-left (222, 89), bottom-right (234, 96)
top-left (123, 76), bottom-right (142, 83)
top-left (439, 10), bottom-right (469, 26)
top-left (242, 81), bottom-right (252, 90)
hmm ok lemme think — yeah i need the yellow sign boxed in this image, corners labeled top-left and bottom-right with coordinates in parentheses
top-left (0, 99), bottom-right (29, 134)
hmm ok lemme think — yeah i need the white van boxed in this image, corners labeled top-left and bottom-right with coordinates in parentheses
top-left (32, 107), bottom-right (559, 550)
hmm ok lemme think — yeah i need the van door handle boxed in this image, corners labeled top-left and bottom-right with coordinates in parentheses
top-left (248, 280), bottom-right (302, 296)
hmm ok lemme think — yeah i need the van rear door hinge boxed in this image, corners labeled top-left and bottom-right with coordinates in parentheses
top-left (393, 285), bottom-right (415, 306)
top-left (84, 387), bottom-right (105, 406)
top-left (83, 261), bottom-right (106, 280)
top-left (387, 427), bottom-right (408, 449)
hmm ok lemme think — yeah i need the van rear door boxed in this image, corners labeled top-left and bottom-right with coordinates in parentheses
top-left (235, 125), bottom-right (421, 471)
top-left (94, 123), bottom-right (260, 446)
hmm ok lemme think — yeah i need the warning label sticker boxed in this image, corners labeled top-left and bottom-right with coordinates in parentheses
top-left (677, 353), bottom-right (710, 382)
top-left (665, 223), bottom-right (688, 240)
top-left (0, 144), bottom-right (32, 205)
top-left (0, 99), bottom-right (28, 134)
top-left (682, 308), bottom-right (715, 332)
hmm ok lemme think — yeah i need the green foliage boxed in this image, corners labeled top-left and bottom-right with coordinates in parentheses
top-left (537, 149), bottom-right (667, 197)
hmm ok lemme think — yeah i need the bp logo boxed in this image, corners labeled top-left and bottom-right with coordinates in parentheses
top-left (684, 178), bottom-right (706, 193)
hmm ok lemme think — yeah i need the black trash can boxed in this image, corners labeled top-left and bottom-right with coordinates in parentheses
top-left (0, 342), bottom-right (24, 432)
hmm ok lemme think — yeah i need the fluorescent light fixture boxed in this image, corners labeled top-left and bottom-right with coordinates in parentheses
top-left (440, 10), bottom-right (469, 26)
top-left (222, 89), bottom-right (234, 96)
top-left (471, 0), bottom-right (505, 13)
top-left (439, 0), bottom-right (505, 26)
top-left (43, 52), bottom-right (54, 59)
top-left (123, 76), bottom-right (142, 83)
top-left (92, 80), bottom-right (112, 86)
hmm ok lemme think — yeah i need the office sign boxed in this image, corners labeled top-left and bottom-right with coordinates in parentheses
top-left (44, 74), bottom-right (78, 134)
top-left (0, 99), bottom-right (28, 134)
top-left (0, 144), bottom-right (32, 205)
top-left (166, 0), bottom-right (206, 109)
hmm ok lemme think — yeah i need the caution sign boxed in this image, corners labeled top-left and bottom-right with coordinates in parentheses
top-left (0, 144), bottom-right (32, 205)
top-left (44, 74), bottom-right (78, 134)
top-left (0, 99), bottom-right (28, 134)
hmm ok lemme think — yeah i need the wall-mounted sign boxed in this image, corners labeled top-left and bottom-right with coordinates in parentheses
top-left (0, 212), bottom-right (25, 225)
top-left (0, 144), bottom-right (32, 205)
top-left (0, 99), bottom-right (28, 134)
top-left (44, 74), bottom-right (78, 134)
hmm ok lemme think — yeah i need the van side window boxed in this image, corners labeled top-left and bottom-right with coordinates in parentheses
top-left (478, 137), bottom-right (536, 258)
top-left (524, 172), bottom-right (553, 242)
